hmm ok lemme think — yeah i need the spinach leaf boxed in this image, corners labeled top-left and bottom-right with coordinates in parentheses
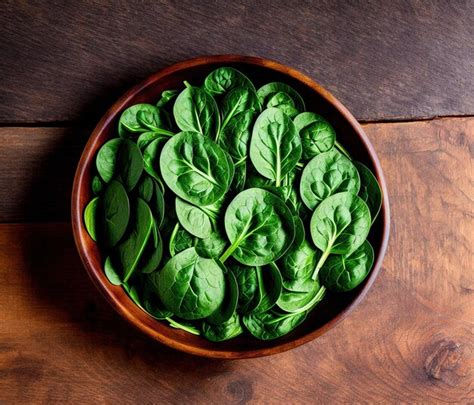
top-left (160, 131), bottom-right (234, 206)
top-left (175, 197), bottom-right (213, 239)
top-left (220, 188), bottom-right (295, 266)
top-left (219, 110), bottom-right (254, 162)
top-left (217, 88), bottom-right (258, 141)
top-left (156, 248), bottom-right (226, 320)
top-left (137, 132), bottom-right (168, 151)
top-left (84, 197), bottom-right (99, 241)
top-left (96, 138), bottom-right (122, 183)
top-left (138, 222), bottom-right (163, 274)
top-left (231, 162), bottom-right (247, 192)
top-left (204, 67), bottom-right (255, 97)
top-left (168, 223), bottom-right (195, 257)
top-left (291, 215), bottom-right (305, 249)
top-left (91, 175), bottom-right (103, 195)
top-left (254, 263), bottom-right (283, 313)
top-left (137, 176), bottom-right (154, 202)
top-left (99, 180), bottom-right (130, 248)
top-left (230, 263), bottom-right (261, 314)
top-left (116, 139), bottom-right (144, 192)
top-left (206, 263), bottom-right (239, 325)
top-left (257, 82), bottom-right (305, 113)
top-left (104, 256), bottom-right (122, 286)
top-left (277, 281), bottom-right (325, 313)
top-left (279, 240), bottom-right (319, 281)
top-left (120, 104), bottom-right (174, 136)
top-left (354, 162), bottom-right (382, 224)
top-left (243, 310), bottom-right (307, 340)
top-left (116, 198), bottom-right (154, 282)
top-left (195, 229), bottom-right (227, 259)
top-left (173, 83), bottom-right (220, 137)
top-left (294, 112), bottom-right (336, 160)
top-left (267, 91), bottom-right (299, 118)
top-left (310, 192), bottom-right (371, 279)
top-left (156, 89), bottom-right (179, 108)
top-left (202, 313), bottom-right (243, 342)
top-left (142, 137), bottom-right (167, 188)
top-left (144, 275), bottom-right (174, 319)
top-left (300, 150), bottom-right (360, 210)
top-left (250, 108), bottom-right (302, 186)
top-left (320, 240), bottom-right (374, 292)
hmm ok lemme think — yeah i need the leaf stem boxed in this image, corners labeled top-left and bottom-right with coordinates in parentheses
top-left (219, 242), bottom-right (237, 263)
top-left (312, 248), bottom-right (331, 280)
top-left (166, 317), bottom-right (200, 335)
top-left (335, 141), bottom-right (352, 160)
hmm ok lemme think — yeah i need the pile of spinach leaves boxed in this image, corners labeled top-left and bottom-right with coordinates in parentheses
top-left (84, 67), bottom-right (382, 342)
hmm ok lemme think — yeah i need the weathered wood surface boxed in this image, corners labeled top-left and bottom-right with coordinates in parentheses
top-left (0, 118), bottom-right (472, 403)
top-left (1, 0), bottom-right (473, 124)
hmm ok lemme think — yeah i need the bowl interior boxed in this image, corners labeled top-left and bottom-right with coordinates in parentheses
top-left (72, 56), bottom-right (389, 358)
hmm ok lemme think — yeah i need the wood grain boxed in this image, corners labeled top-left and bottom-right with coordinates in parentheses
top-left (0, 118), bottom-right (472, 402)
top-left (0, 127), bottom-right (88, 222)
top-left (1, 0), bottom-right (473, 124)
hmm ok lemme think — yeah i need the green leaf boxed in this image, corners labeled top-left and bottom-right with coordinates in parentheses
top-left (310, 192), bottom-right (371, 278)
top-left (173, 84), bottom-right (220, 137)
top-left (354, 162), bottom-right (382, 224)
top-left (116, 139), bottom-right (144, 191)
top-left (320, 240), bottom-right (374, 292)
top-left (99, 180), bottom-right (130, 248)
top-left (104, 256), bottom-right (122, 286)
top-left (91, 175), bottom-right (103, 195)
top-left (300, 150), bottom-right (360, 210)
top-left (175, 197), bottom-right (213, 239)
top-left (277, 280), bottom-right (325, 313)
top-left (294, 112), bottom-right (336, 160)
top-left (221, 188), bottom-right (295, 266)
top-left (160, 131), bottom-right (234, 206)
top-left (230, 263), bottom-right (261, 314)
top-left (116, 198), bottom-right (154, 282)
top-left (202, 313), bottom-right (243, 342)
top-left (169, 223), bottom-right (195, 257)
top-left (96, 138), bottom-right (122, 183)
top-left (204, 67), bottom-right (256, 97)
top-left (243, 310), bottom-right (307, 340)
top-left (257, 82), bottom-right (305, 113)
top-left (250, 108), bottom-right (302, 186)
top-left (279, 240), bottom-right (319, 281)
top-left (206, 262), bottom-right (239, 325)
top-left (254, 263), bottom-right (283, 313)
top-left (156, 248), bottom-right (226, 320)
top-left (84, 197), bottom-right (99, 241)
top-left (156, 89), bottom-right (179, 108)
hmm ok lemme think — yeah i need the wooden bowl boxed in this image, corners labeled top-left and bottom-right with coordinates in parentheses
top-left (72, 55), bottom-right (390, 359)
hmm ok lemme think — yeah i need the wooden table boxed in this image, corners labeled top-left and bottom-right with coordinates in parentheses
top-left (1, 1), bottom-right (472, 403)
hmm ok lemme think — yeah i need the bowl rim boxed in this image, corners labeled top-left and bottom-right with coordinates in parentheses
top-left (72, 54), bottom-right (390, 359)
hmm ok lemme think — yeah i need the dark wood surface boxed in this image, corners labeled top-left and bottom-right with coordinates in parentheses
top-left (1, 1), bottom-right (473, 402)
top-left (0, 119), bottom-right (472, 402)
top-left (1, 0), bottom-right (473, 124)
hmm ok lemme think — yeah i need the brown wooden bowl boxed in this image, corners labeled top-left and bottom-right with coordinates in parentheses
top-left (72, 55), bottom-right (390, 359)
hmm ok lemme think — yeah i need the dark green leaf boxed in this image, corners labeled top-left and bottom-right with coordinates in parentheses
top-left (156, 248), bottom-right (226, 320)
top-left (300, 150), bottom-right (360, 210)
top-left (160, 131), bottom-right (234, 206)
top-left (250, 108), bottom-right (301, 186)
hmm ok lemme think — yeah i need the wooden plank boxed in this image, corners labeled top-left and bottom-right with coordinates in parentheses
top-left (0, 118), bottom-right (472, 402)
top-left (0, 0), bottom-right (473, 124)
top-left (0, 127), bottom-right (88, 222)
